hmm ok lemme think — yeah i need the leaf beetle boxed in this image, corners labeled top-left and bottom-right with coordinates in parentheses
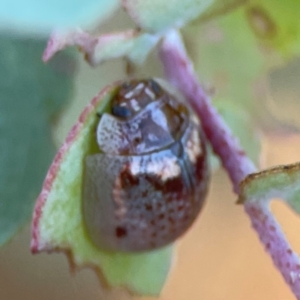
top-left (82, 79), bottom-right (210, 252)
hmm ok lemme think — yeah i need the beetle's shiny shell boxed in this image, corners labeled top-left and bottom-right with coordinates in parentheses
top-left (82, 79), bottom-right (210, 252)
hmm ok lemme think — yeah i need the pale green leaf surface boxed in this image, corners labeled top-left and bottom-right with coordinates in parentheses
top-left (91, 31), bottom-right (161, 65)
top-left (123, 0), bottom-right (250, 33)
top-left (0, 35), bottom-right (75, 246)
top-left (35, 86), bottom-right (173, 296)
top-left (238, 163), bottom-right (300, 214)
top-left (0, 0), bottom-right (118, 36)
top-left (43, 30), bottom-right (160, 68)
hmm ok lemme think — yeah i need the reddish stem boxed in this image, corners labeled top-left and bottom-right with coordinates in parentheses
top-left (159, 29), bottom-right (300, 299)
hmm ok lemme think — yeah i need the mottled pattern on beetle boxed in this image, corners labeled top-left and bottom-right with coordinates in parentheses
top-left (83, 120), bottom-right (209, 252)
top-left (97, 101), bottom-right (171, 155)
top-left (112, 80), bottom-right (164, 118)
top-left (83, 79), bottom-right (210, 252)
top-left (96, 114), bottom-right (127, 155)
top-left (113, 152), bottom-right (191, 251)
top-left (97, 89), bottom-right (187, 156)
top-left (182, 122), bottom-right (210, 198)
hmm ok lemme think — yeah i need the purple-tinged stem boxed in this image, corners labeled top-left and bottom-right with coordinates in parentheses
top-left (159, 30), bottom-right (256, 193)
top-left (159, 29), bottom-right (300, 299)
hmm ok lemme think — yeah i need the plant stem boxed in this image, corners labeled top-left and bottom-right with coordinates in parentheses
top-left (159, 29), bottom-right (300, 299)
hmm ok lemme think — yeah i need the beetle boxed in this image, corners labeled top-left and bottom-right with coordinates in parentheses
top-left (82, 79), bottom-right (210, 252)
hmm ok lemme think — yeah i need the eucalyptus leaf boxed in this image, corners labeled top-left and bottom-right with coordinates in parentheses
top-left (238, 163), bottom-right (300, 214)
top-left (0, 35), bottom-right (75, 246)
top-left (31, 84), bottom-right (173, 296)
top-left (43, 29), bottom-right (160, 66)
top-left (123, 0), bottom-right (239, 33)
top-left (0, 0), bottom-right (118, 36)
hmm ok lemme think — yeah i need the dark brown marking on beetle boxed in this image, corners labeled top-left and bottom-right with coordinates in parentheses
top-left (144, 174), bottom-right (163, 190)
top-left (178, 205), bottom-right (184, 211)
top-left (141, 190), bottom-right (149, 198)
top-left (115, 226), bottom-right (127, 238)
top-left (163, 177), bottom-right (185, 194)
top-left (160, 225), bottom-right (166, 230)
top-left (156, 202), bottom-right (163, 210)
top-left (145, 203), bottom-right (152, 211)
top-left (119, 166), bottom-right (140, 189)
top-left (168, 216), bottom-right (175, 224)
top-left (150, 219), bottom-right (156, 226)
top-left (141, 153), bottom-right (185, 194)
top-left (133, 136), bottom-right (142, 146)
top-left (194, 151), bottom-right (207, 183)
top-left (158, 213), bottom-right (165, 220)
top-left (111, 79), bottom-right (163, 119)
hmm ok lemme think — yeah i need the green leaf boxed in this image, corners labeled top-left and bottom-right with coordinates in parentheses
top-left (238, 163), bottom-right (300, 214)
top-left (123, 0), bottom-right (246, 33)
top-left (90, 31), bottom-right (160, 65)
top-left (0, 0), bottom-right (118, 35)
top-left (246, 0), bottom-right (300, 57)
top-left (32, 84), bottom-right (173, 296)
top-left (0, 35), bottom-right (75, 246)
top-left (43, 29), bottom-right (160, 66)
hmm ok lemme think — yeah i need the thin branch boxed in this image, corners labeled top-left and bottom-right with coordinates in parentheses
top-left (159, 29), bottom-right (300, 299)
